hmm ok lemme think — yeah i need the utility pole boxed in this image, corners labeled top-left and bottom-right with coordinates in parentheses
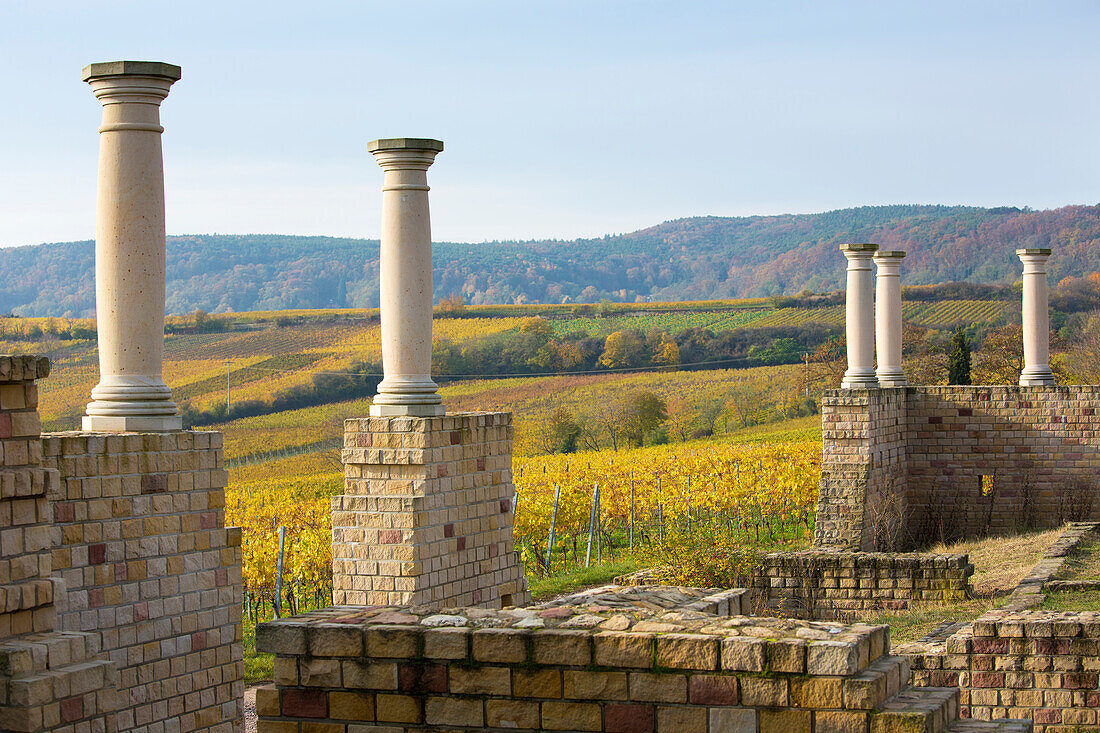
top-left (227, 363), bottom-right (231, 416)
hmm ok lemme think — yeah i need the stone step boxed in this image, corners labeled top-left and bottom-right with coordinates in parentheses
top-left (0, 630), bottom-right (100, 677)
top-left (945, 719), bottom-right (1033, 733)
top-left (0, 657), bottom-right (119, 732)
top-left (844, 655), bottom-right (913, 710)
top-left (871, 686), bottom-right (959, 733)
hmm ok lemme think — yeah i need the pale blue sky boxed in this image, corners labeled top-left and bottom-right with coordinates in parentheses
top-left (1, 0), bottom-right (1098, 247)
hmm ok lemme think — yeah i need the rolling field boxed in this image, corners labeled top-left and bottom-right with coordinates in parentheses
top-left (16, 295), bottom-right (1009, 432)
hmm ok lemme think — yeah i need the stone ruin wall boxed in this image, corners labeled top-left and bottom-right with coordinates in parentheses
top-left (0, 356), bottom-right (243, 733)
top-left (253, 588), bottom-right (1036, 733)
top-left (753, 550), bottom-right (973, 621)
top-left (816, 386), bottom-right (1100, 551)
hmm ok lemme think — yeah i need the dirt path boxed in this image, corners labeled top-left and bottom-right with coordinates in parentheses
top-left (244, 685), bottom-right (258, 733)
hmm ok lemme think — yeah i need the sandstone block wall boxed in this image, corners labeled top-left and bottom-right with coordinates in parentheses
top-left (909, 610), bottom-right (1100, 732)
top-left (334, 412), bottom-right (528, 608)
top-left (42, 429), bottom-right (244, 733)
top-left (0, 356), bottom-right (121, 732)
top-left (253, 600), bottom-right (942, 733)
top-left (817, 386), bottom-right (1100, 550)
top-left (754, 550), bottom-right (973, 620)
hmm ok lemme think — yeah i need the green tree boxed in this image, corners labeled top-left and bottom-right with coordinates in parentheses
top-left (948, 328), bottom-right (972, 385)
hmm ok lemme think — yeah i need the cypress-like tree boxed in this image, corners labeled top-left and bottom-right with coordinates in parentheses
top-left (948, 328), bottom-right (972, 385)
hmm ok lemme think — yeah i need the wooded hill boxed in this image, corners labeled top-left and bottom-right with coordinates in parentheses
top-left (4, 203), bottom-right (1100, 317)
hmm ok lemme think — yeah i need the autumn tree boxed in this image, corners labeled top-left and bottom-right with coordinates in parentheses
top-left (598, 330), bottom-right (646, 369)
top-left (438, 292), bottom-right (466, 315)
top-left (971, 324), bottom-right (1021, 385)
top-left (539, 407), bottom-right (582, 454)
top-left (1068, 311), bottom-right (1100, 383)
top-left (650, 331), bottom-right (681, 366)
top-left (621, 391), bottom-right (668, 447)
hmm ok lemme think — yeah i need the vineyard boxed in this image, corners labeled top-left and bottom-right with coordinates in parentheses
top-left (224, 431), bottom-right (822, 611)
top-left (5, 296), bottom-right (1011, 431)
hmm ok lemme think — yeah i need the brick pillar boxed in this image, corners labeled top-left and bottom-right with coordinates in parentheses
top-left (0, 356), bottom-right (122, 732)
top-left (333, 412), bottom-right (529, 608)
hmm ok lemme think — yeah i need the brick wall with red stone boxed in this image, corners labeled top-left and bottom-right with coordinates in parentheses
top-left (42, 427), bottom-right (244, 732)
top-left (334, 412), bottom-right (528, 608)
top-left (908, 610), bottom-right (1100, 732)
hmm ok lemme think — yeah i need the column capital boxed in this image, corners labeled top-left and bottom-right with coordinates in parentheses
top-left (369, 139), bottom-right (443, 176)
top-left (840, 243), bottom-right (878, 254)
top-left (368, 138), bottom-right (444, 153)
top-left (1017, 248), bottom-right (1052, 273)
top-left (873, 250), bottom-right (906, 261)
top-left (82, 60), bottom-right (182, 83)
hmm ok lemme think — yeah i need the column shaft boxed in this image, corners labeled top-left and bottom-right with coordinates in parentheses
top-left (368, 138), bottom-right (445, 417)
top-left (874, 251), bottom-right (907, 387)
top-left (1018, 248), bottom-right (1055, 386)
top-left (841, 244), bottom-right (879, 389)
top-left (82, 61), bottom-right (182, 432)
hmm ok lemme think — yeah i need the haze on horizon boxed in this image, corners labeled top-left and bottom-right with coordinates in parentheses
top-left (1, 0), bottom-right (1098, 249)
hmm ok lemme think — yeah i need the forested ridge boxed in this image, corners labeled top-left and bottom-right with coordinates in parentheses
top-left (4, 203), bottom-right (1100, 317)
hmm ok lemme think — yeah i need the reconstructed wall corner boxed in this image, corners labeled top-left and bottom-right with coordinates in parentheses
top-left (42, 428), bottom-right (244, 732)
top-left (0, 356), bottom-right (122, 732)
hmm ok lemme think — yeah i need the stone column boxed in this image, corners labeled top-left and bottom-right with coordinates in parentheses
top-left (368, 138), bottom-right (445, 417)
top-left (874, 250), bottom-right (907, 387)
top-left (82, 61), bottom-right (182, 432)
top-left (841, 244), bottom-right (879, 389)
top-left (1017, 247), bottom-right (1055, 386)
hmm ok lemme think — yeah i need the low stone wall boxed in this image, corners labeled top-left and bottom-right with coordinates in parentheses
top-left (335, 412), bottom-right (528, 608)
top-left (908, 610), bottom-right (1100, 732)
top-left (253, 586), bottom-right (1036, 733)
top-left (754, 550), bottom-right (974, 620)
top-left (43, 429), bottom-right (244, 732)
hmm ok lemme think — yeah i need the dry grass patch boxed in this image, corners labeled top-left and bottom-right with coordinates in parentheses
top-left (931, 526), bottom-right (1065, 597)
top-left (860, 527), bottom-right (1071, 644)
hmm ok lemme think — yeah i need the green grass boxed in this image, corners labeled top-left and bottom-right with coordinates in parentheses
top-left (1040, 590), bottom-right (1100, 612)
top-left (1054, 538), bottom-right (1100, 581)
top-left (527, 559), bottom-right (640, 601)
top-left (861, 598), bottom-right (1005, 644)
top-left (243, 619), bottom-right (273, 685)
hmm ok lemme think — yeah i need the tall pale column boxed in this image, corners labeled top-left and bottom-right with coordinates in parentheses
top-left (368, 138), bottom-right (445, 417)
top-left (82, 61), bottom-right (182, 432)
top-left (1017, 248), bottom-right (1055, 386)
top-left (874, 250), bottom-right (907, 387)
top-left (841, 244), bottom-right (879, 389)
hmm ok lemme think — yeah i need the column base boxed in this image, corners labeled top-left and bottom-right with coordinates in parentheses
top-left (876, 368), bottom-right (908, 388)
top-left (82, 414), bottom-right (183, 432)
top-left (1019, 376), bottom-right (1055, 387)
top-left (841, 369), bottom-right (879, 389)
top-left (369, 403), bottom-right (445, 417)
